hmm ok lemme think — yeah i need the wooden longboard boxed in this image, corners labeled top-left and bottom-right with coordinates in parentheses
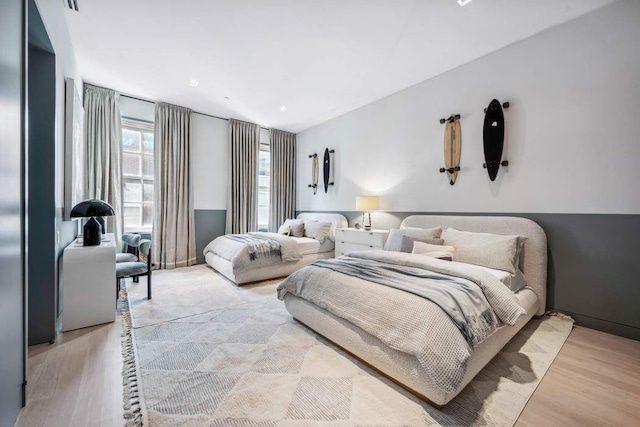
top-left (309, 154), bottom-right (319, 194)
top-left (442, 116), bottom-right (462, 185)
top-left (483, 99), bottom-right (507, 181)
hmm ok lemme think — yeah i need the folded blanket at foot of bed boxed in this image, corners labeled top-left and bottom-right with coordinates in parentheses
top-left (204, 232), bottom-right (302, 274)
top-left (277, 250), bottom-right (525, 393)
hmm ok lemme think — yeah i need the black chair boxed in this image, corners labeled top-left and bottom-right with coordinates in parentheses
top-left (116, 238), bottom-right (152, 299)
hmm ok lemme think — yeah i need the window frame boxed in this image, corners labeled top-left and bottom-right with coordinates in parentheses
top-left (121, 118), bottom-right (155, 233)
top-left (257, 130), bottom-right (270, 232)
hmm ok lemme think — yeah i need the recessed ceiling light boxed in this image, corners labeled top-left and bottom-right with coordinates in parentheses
top-left (279, 106), bottom-right (287, 112)
top-left (457, 0), bottom-right (473, 6)
top-left (189, 79), bottom-right (199, 87)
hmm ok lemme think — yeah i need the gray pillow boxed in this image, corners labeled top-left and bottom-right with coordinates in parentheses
top-left (399, 236), bottom-right (444, 253)
top-left (303, 220), bottom-right (332, 244)
top-left (441, 228), bottom-right (524, 274)
top-left (280, 219), bottom-right (304, 237)
top-left (383, 227), bottom-right (442, 252)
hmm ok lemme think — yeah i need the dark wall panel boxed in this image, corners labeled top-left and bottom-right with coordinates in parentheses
top-left (298, 210), bottom-right (640, 341)
top-left (27, 46), bottom-right (56, 345)
top-left (194, 209), bottom-right (226, 264)
top-left (0, 0), bottom-right (27, 423)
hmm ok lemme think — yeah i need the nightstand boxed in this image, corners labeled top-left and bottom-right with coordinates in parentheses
top-left (335, 228), bottom-right (389, 257)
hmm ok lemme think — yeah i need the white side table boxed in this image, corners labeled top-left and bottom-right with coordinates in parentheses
top-left (61, 233), bottom-right (116, 331)
top-left (335, 228), bottom-right (389, 257)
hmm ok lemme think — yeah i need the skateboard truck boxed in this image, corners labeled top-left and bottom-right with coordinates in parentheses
top-left (439, 166), bottom-right (461, 173)
top-left (308, 184), bottom-right (317, 188)
top-left (439, 114), bottom-right (461, 124)
top-left (482, 161), bottom-right (509, 168)
top-left (308, 153), bottom-right (317, 158)
top-left (484, 101), bottom-right (509, 114)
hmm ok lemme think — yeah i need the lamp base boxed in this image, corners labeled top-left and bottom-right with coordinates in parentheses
top-left (363, 212), bottom-right (372, 231)
top-left (83, 217), bottom-right (102, 246)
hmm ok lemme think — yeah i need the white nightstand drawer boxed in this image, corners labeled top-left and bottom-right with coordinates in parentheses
top-left (336, 229), bottom-right (387, 247)
top-left (336, 241), bottom-right (379, 254)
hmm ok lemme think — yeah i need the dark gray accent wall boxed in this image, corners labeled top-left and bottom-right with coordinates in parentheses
top-left (0, 0), bottom-right (27, 423)
top-left (195, 209), bottom-right (227, 264)
top-left (298, 210), bottom-right (640, 341)
top-left (27, 40), bottom-right (57, 345)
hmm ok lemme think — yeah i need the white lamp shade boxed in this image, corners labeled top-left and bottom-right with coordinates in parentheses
top-left (356, 196), bottom-right (380, 211)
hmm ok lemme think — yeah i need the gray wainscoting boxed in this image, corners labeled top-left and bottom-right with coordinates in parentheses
top-left (297, 210), bottom-right (640, 341)
top-left (195, 210), bottom-right (227, 264)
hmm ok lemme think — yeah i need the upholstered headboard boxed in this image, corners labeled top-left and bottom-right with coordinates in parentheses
top-left (297, 213), bottom-right (349, 239)
top-left (401, 215), bottom-right (547, 316)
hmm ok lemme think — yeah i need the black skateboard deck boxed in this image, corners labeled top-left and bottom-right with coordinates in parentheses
top-left (483, 99), bottom-right (508, 181)
top-left (323, 148), bottom-right (334, 193)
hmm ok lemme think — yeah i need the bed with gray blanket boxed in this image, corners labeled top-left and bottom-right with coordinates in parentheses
top-left (277, 215), bottom-right (547, 407)
top-left (204, 213), bottom-right (348, 285)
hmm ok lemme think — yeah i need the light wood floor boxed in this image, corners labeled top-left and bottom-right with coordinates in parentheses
top-left (15, 304), bottom-right (640, 427)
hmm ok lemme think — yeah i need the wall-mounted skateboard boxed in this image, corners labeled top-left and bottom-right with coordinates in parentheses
top-left (308, 153), bottom-right (318, 194)
top-left (323, 148), bottom-right (335, 193)
top-left (482, 99), bottom-right (510, 181)
top-left (438, 114), bottom-right (462, 185)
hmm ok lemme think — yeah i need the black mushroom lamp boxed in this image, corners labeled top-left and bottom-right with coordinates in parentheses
top-left (70, 199), bottom-right (115, 246)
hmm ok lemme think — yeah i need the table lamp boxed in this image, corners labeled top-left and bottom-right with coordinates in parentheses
top-left (356, 196), bottom-right (379, 231)
top-left (70, 199), bottom-right (115, 246)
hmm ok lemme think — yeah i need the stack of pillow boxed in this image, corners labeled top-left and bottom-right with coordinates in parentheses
top-left (383, 225), bottom-right (527, 292)
top-left (277, 218), bottom-right (334, 244)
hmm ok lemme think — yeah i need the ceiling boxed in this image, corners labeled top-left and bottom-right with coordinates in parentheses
top-left (64, 0), bottom-right (614, 133)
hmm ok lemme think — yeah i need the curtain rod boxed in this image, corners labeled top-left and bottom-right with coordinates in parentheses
top-left (120, 93), bottom-right (271, 131)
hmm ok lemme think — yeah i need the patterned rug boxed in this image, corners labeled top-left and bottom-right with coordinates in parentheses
top-left (124, 265), bottom-right (573, 427)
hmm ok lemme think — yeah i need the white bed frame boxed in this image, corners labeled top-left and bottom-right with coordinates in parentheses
top-left (205, 213), bottom-right (348, 285)
top-left (283, 215), bottom-right (547, 407)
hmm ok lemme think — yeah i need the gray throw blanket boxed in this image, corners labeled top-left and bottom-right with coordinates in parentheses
top-left (312, 256), bottom-right (496, 348)
top-left (224, 234), bottom-right (281, 261)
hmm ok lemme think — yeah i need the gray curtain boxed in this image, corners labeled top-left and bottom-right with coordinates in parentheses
top-left (153, 102), bottom-right (196, 269)
top-left (226, 119), bottom-right (259, 234)
top-left (84, 84), bottom-right (123, 245)
top-left (269, 129), bottom-right (296, 232)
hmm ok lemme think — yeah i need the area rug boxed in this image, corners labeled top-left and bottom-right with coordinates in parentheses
top-left (123, 265), bottom-right (573, 427)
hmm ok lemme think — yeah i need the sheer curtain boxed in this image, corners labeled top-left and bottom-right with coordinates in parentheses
top-left (153, 102), bottom-right (196, 269)
top-left (84, 84), bottom-right (123, 245)
top-left (269, 129), bottom-right (296, 231)
top-left (226, 119), bottom-right (259, 234)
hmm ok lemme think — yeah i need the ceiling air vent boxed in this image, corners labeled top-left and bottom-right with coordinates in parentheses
top-left (63, 0), bottom-right (79, 12)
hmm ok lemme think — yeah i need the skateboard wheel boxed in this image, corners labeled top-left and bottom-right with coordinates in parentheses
top-left (503, 102), bottom-right (510, 109)
top-left (450, 181), bottom-right (454, 186)
top-left (455, 114), bottom-right (460, 119)
top-left (439, 118), bottom-right (446, 124)
top-left (483, 163), bottom-right (487, 168)
top-left (329, 182), bottom-right (334, 186)
top-left (501, 160), bottom-right (509, 166)
top-left (454, 166), bottom-right (460, 171)
top-left (439, 168), bottom-right (445, 173)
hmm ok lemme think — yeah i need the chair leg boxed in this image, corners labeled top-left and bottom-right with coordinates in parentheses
top-left (147, 272), bottom-right (152, 300)
top-left (116, 278), bottom-right (120, 300)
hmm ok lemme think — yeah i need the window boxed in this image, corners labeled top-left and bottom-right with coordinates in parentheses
top-left (257, 129), bottom-right (270, 231)
top-left (122, 119), bottom-right (154, 232)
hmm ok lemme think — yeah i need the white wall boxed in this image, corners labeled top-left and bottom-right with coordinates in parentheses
top-left (296, 0), bottom-right (640, 215)
top-left (119, 96), bottom-right (229, 210)
top-left (192, 113), bottom-right (228, 210)
top-left (120, 95), bottom-right (155, 122)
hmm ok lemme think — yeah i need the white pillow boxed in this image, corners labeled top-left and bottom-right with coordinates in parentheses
top-left (412, 241), bottom-right (455, 260)
top-left (277, 224), bottom-right (291, 235)
top-left (303, 220), bottom-right (332, 244)
top-left (280, 219), bottom-right (304, 237)
top-left (471, 265), bottom-right (528, 293)
top-left (441, 228), bottom-right (525, 274)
